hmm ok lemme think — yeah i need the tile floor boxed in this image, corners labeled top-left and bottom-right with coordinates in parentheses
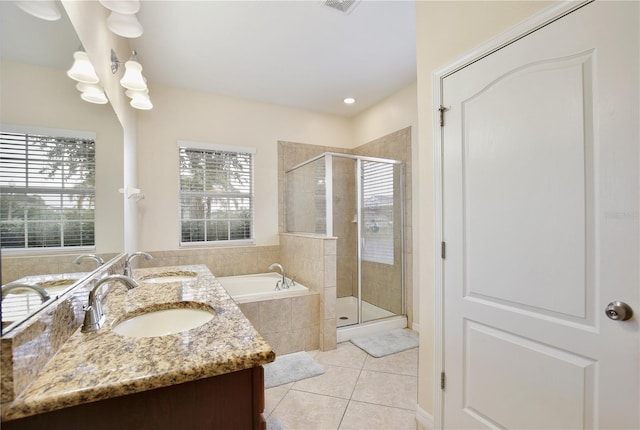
top-left (265, 342), bottom-right (418, 430)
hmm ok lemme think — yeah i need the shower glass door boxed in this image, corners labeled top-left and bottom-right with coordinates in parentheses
top-left (359, 159), bottom-right (404, 323)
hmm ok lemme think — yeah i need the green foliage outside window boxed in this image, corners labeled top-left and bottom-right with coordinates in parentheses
top-left (0, 130), bottom-right (95, 249)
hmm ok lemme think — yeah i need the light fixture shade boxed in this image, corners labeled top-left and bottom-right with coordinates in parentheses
top-left (107, 11), bottom-right (143, 38)
top-left (76, 83), bottom-right (108, 105)
top-left (129, 92), bottom-right (153, 110)
top-left (67, 51), bottom-right (99, 84)
top-left (125, 88), bottom-right (148, 99)
top-left (98, 0), bottom-right (140, 15)
top-left (120, 60), bottom-right (147, 91)
top-left (13, 0), bottom-right (61, 21)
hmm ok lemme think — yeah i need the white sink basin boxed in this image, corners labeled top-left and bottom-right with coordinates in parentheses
top-left (139, 271), bottom-right (198, 284)
top-left (112, 307), bottom-right (214, 338)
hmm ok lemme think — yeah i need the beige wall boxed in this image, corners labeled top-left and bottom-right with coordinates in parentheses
top-left (136, 85), bottom-right (353, 251)
top-left (415, 0), bottom-right (552, 422)
top-left (352, 82), bottom-right (418, 148)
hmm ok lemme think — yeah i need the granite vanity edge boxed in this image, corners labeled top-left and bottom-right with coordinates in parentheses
top-left (1, 349), bottom-right (275, 421)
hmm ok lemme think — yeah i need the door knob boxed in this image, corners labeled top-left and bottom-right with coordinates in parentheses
top-left (605, 301), bottom-right (633, 321)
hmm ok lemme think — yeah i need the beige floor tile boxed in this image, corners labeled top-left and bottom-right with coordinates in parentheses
top-left (351, 370), bottom-right (417, 411)
top-left (270, 390), bottom-right (349, 430)
top-left (292, 364), bottom-right (361, 399)
top-left (265, 386), bottom-right (289, 417)
top-left (362, 348), bottom-right (418, 376)
top-left (339, 400), bottom-right (417, 430)
top-left (315, 342), bottom-right (367, 369)
top-left (306, 349), bottom-right (320, 358)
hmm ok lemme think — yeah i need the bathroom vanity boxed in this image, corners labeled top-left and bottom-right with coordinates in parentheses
top-left (1, 265), bottom-right (275, 430)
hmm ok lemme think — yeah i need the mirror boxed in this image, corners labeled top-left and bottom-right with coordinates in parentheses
top-left (0, 2), bottom-right (125, 334)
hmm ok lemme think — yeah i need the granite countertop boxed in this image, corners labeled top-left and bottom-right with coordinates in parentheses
top-left (1, 265), bottom-right (275, 422)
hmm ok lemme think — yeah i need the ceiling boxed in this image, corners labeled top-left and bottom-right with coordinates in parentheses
top-left (1, 0), bottom-right (417, 118)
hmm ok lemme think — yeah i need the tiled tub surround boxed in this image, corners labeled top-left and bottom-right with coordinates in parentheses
top-left (1, 252), bottom-right (120, 285)
top-left (236, 290), bottom-right (321, 355)
top-left (218, 273), bottom-right (320, 354)
top-left (1, 255), bottom-right (127, 404)
top-left (1, 264), bottom-right (275, 422)
top-left (134, 245), bottom-right (281, 277)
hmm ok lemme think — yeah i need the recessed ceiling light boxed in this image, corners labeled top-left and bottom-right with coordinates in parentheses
top-left (343, 97), bottom-right (356, 105)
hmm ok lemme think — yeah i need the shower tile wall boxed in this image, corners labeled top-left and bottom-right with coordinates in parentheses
top-left (285, 157), bottom-right (327, 234)
top-left (2, 252), bottom-right (120, 285)
top-left (278, 141), bottom-right (350, 235)
top-left (278, 126), bottom-right (413, 326)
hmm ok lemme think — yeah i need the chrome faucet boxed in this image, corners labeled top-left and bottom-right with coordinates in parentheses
top-left (124, 252), bottom-right (154, 277)
top-left (72, 254), bottom-right (105, 268)
top-left (81, 275), bottom-right (139, 333)
top-left (268, 263), bottom-right (290, 289)
top-left (2, 282), bottom-right (51, 303)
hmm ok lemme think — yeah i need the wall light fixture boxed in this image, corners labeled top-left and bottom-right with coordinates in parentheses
top-left (76, 83), bottom-right (108, 105)
top-left (106, 11), bottom-right (143, 38)
top-left (99, 0), bottom-right (143, 39)
top-left (111, 49), bottom-right (153, 110)
top-left (13, 0), bottom-right (61, 21)
top-left (67, 48), bottom-right (108, 105)
top-left (67, 50), bottom-right (99, 84)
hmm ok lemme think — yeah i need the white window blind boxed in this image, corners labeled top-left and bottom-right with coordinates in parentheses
top-left (178, 142), bottom-right (254, 245)
top-left (1, 290), bottom-right (47, 322)
top-left (361, 161), bottom-right (395, 265)
top-left (0, 128), bottom-right (96, 250)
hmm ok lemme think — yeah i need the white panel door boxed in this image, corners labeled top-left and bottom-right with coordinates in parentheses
top-left (441, 2), bottom-right (638, 429)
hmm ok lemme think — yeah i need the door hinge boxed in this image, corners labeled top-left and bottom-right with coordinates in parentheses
top-left (439, 105), bottom-right (449, 127)
top-left (441, 372), bottom-right (446, 390)
top-left (441, 241), bottom-right (446, 259)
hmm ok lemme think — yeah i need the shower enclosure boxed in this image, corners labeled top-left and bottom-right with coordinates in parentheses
top-left (285, 153), bottom-right (405, 332)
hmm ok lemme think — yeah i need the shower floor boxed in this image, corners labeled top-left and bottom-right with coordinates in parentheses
top-left (336, 296), bottom-right (395, 328)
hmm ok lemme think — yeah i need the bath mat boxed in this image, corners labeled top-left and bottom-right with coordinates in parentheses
top-left (264, 351), bottom-right (325, 389)
top-left (350, 328), bottom-right (419, 358)
top-left (267, 417), bottom-right (285, 430)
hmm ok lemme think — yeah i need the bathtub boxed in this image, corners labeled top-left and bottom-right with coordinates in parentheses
top-left (217, 272), bottom-right (309, 303)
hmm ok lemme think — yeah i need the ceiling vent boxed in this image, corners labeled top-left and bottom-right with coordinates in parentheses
top-left (322, 0), bottom-right (360, 15)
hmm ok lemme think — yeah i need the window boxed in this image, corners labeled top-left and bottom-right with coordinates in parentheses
top-left (178, 141), bottom-right (254, 245)
top-left (0, 126), bottom-right (96, 250)
top-left (361, 161), bottom-right (395, 265)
